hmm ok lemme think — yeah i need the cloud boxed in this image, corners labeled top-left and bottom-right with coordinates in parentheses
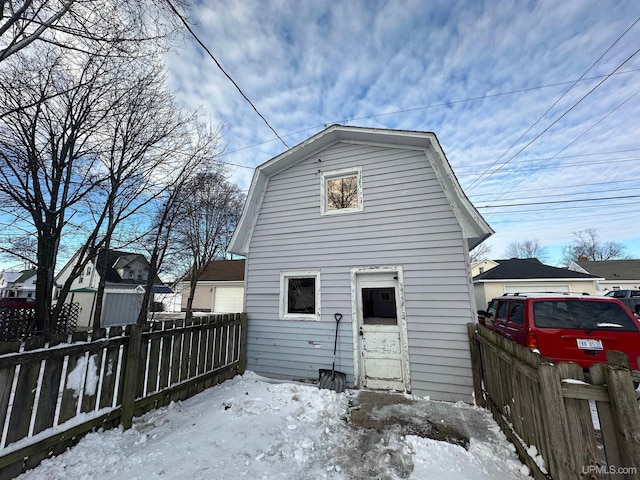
top-left (164, 0), bottom-right (640, 262)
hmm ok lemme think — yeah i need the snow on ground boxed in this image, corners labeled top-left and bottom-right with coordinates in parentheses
top-left (18, 372), bottom-right (531, 480)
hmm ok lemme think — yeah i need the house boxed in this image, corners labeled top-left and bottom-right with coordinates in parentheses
top-left (56, 249), bottom-right (170, 328)
top-left (227, 125), bottom-right (493, 402)
top-left (0, 269), bottom-right (36, 298)
top-left (470, 258), bottom-right (499, 278)
top-left (473, 258), bottom-right (602, 309)
top-left (567, 258), bottom-right (640, 292)
top-left (180, 259), bottom-right (245, 313)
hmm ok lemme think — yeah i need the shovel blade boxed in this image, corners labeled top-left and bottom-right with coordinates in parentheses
top-left (318, 369), bottom-right (346, 393)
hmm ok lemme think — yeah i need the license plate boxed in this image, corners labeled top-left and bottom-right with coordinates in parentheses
top-left (577, 339), bottom-right (603, 350)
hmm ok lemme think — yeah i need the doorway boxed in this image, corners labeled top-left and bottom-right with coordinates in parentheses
top-left (352, 268), bottom-right (410, 391)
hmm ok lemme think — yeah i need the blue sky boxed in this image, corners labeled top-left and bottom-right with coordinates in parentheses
top-left (164, 0), bottom-right (640, 265)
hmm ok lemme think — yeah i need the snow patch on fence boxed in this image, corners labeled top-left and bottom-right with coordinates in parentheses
top-left (66, 355), bottom-right (99, 398)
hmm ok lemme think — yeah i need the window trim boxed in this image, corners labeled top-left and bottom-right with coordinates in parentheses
top-left (279, 270), bottom-right (321, 320)
top-left (320, 167), bottom-right (363, 215)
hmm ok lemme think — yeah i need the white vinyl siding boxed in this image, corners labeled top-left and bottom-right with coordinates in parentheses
top-left (244, 141), bottom-right (476, 402)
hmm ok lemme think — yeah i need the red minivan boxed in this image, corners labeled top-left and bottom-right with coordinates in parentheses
top-left (478, 293), bottom-right (640, 370)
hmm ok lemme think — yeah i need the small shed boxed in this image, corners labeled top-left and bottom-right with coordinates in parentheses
top-left (56, 248), bottom-right (170, 328)
top-left (69, 285), bottom-right (146, 328)
top-left (228, 125), bottom-right (493, 402)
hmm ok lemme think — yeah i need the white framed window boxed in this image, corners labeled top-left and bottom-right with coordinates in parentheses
top-left (279, 271), bottom-right (321, 320)
top-left (320, 167), bottom-right (363, 215)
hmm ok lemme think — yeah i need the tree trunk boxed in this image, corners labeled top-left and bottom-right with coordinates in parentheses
top-left (184, 261), bottom-right (200, 321)
top-left (35, 233), bottom-right (57, 333)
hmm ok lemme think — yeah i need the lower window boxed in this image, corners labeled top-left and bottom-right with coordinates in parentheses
top-left (280, 271), bottom-right (321, 320)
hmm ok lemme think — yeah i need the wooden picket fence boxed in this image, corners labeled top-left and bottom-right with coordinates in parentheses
top-left (0, 313), bottom-right (247, 479)
top-left (468, 323), bottom-right (640, 480)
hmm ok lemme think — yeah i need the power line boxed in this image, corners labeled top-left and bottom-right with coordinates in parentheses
top-left (469, 178), bottom-right (640, 199)
top-left (165, 0), bottom-right (289, 150)
top-left (477, 194), bottom-right (640, 209)
top-left (479, 87), bottom-right (640, 205)
top-left (473, 186), bottom-right (639, 204)
top-left (215, 68), bottom-right (640, 166)
top-left (466, 17), bottom-right (640, 191)
top-left (482, 201), bottom-right (639, 215)
top-left (458, 155), bottom-right (640, 177)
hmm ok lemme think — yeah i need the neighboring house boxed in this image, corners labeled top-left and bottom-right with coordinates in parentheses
top-left (180, 259), bottom-right (245, 313)
top-left (470, 259), bottom-right (499, 278)
top-left (0, 269), bottom-right (36, 298)
top-left (227, 125), bottom-right (493, 402)
top-left (56, 249), bottom-right (170, 328)
top-left (473, 258), bottom-right (602, 309)
top-left (568, 258), bottom-right (640, 292)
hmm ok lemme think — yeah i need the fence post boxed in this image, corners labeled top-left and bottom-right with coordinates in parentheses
top-left (121, 324), bottom-right (143, 430)
top-left (590, 363), bottom-right (623, 478)
top-left (466, 323), bottom-right (484, 407)
top-left (538, 363), bottom-right (575, 480)
top-left (604, 351), bottom-right (640, 472)
top-left (238, 313), bottom-right (248, 374)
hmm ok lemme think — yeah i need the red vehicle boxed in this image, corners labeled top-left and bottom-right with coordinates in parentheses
top-left (478, 293), bottom-right (640, 370)
top-left (0, 297), bottom-right (35, 309)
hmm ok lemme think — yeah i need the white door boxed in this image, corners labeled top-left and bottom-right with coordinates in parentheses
top-left (355, 272), bottom-right (408, 391)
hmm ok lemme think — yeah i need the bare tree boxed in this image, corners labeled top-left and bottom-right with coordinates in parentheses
top-left (175, 171), bottom-right (245, 320)
top-left (505, 238), bottom-right (548, 261)
top-left (0, 0), bottom-right (184, 63)
top-left (562, 229), bottom-right (627, 265)
top-left (470, 242), bottom-right (492, 263)
top-left (83, 62), bottom-right (201, 330)
top-left (0, 39), bottom-right (222, 333)
top-left (0, 46), bottom-right (119, 331)
top-left (0, 235), bottom-right (37, 269)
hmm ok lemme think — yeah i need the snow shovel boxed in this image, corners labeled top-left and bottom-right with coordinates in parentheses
top-left (318, 313), bottom-right (347, 393)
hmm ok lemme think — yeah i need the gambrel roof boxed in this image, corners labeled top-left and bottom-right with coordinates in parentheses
top-left (228, 125), bottom-right (493, 256)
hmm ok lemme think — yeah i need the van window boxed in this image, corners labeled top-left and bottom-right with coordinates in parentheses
top-left (496, 301), bottom-right (507, 320)
top-left (486, 300), bottom-right (498, 317)
top-left (508, 302), bottom-right (524, 324)
top-left (533, 300), bottom-right (639, 331)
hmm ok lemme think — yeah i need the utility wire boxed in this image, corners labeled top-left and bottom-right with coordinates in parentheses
top-left (479, 87), bottom-right (640, 205)
top-left (165, 0), bottom-right (290, 150)
top-left (470, 178), bottom-right (639, 198)
top-left (466, 46), bottom-right (640, 193)
top-left (477, 194), bottom-right (640, 209)
top-left (458, 155), bottom-right (640, 177)
top-left (216, 68), bottom-right (640, 164)
top-left (467, 17), bottom-right (640, 191)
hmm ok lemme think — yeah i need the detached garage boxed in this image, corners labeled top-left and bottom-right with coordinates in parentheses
top-left (473, 258), bottom-right (603, 310)
top-left (180, 259), bottom-right (245, 313)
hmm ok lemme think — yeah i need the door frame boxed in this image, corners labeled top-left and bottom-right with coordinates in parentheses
top-left (350, 265), bottom-right (411, 391)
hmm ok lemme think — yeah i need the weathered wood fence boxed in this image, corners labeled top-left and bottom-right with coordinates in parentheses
top-left (0, 313), bottom-right (247, 479)
top-left (468, 323), bottom-right (640, 480)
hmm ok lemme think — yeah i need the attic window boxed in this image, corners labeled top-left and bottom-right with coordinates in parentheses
top-left (321, 167), bottom-right (363, 215)
top-left (279, 271), bottom-right (321, 320)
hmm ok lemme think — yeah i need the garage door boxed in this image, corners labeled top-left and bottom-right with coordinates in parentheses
top-left (213, 287), bottom-right (244, 313)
